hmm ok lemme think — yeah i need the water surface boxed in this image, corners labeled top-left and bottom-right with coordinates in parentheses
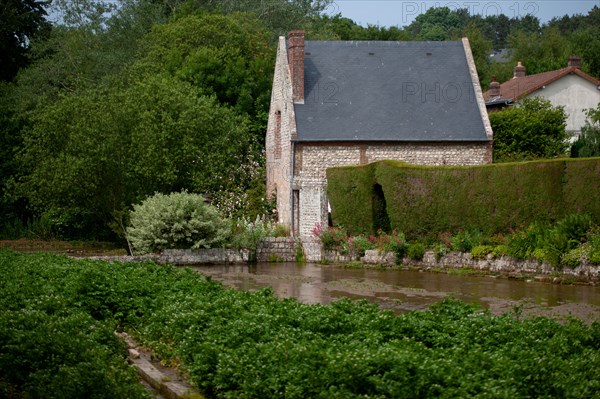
top-left (190, 263), bottom-right (600, 321)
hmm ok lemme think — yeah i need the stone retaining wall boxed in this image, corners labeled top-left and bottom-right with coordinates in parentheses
top-left (361, 249), bottom-right (600, 279)
top-left (85, 241), bottom-right (599, 280)
top-left (257, 237), bottom-right (297, 262)
top-left (161, 248), bottom-right (251, 265)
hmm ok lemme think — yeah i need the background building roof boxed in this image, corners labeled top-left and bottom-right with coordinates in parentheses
top-left (483, 66), bottom-right (600, 104)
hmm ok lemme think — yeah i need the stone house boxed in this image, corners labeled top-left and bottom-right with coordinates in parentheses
top-left (266, 31), bottom-right (493, 238)
top-left (483, 57), bottom-right (600, 137)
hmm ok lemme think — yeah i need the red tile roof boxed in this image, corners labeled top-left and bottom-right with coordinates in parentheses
top-left (483, 66), bottom-right (600, 104)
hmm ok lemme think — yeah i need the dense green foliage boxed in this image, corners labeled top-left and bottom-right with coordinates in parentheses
top-left (0, 251), bottom-right (150, 398)
top-left (327, 158), bottom-right (600, 240)
top-left (16, 74), bottom-right (253, 240)
top-left (0, 0), bottom-right (51, 82)
top-left (490, 97), bottom-right (569, 162)
top-left (572, 103), bottom-right (600, 157)
top-left (1, 251), bottom-right (599, 398)
top-left (127, 191), bottom-right (229, 254)
top-left (505, 214), bottom-right (593, 267)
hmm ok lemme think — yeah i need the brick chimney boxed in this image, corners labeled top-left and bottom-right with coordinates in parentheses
top-left (568, 55), bottom-right (581, 69)
top-left (513, 61), bottom-right (526, 79)
top-left (488, 76), bottom-right (501, 97)
top-left (287, 30), bottom-right (305, 102)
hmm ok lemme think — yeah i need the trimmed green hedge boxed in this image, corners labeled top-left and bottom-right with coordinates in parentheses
top-left (327, 158), bottom-right (600, 239)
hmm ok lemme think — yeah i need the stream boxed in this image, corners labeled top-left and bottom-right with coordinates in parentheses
top-left (190, 263), bottom-right (600, 322)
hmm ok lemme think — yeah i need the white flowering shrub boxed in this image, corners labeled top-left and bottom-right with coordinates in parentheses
top-left (127, 191), bottom-right (229, 254)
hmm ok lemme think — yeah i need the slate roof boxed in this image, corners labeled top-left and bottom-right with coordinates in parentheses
top-left (483, 66), bottom-right (600, 105)
top-left (293, 40), bottom-right (489, 142)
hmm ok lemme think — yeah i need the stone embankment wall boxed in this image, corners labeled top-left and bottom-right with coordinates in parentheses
top-left (85, 240), bottom-right (599, 280)
top-left (257, 237), bottom-right (297, 262)
top-left (360, 249), bottom-right (600, 279)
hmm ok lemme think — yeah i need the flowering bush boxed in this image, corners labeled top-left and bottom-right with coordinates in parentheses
top-left (312, 223), bottom-right (350, 253)
top-left (127, 191), bottom-right (229, 254)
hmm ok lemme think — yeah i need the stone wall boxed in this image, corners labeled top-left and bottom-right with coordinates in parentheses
top-left (296, 142), bottom-right (491, 180)
top-left (85, 243), bottom-right (599, 280)
top-left (257, 237), bottom-right (297, 262)
top-left (161, 249), bottom-right (251, 264)
top-left (359, 249), bottom-right (600, 279)
top-left (266, 36), bottom-right (296, 229)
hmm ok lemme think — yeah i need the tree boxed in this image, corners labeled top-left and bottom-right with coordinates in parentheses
top-left (16, 74), bottom-right (254, 239)
top-left (490, 97), bottom-right (569, 162)
top-left (406, 7), bottom-right (468, 41)
top-left (0, 0), bottom-right (51, 82)
top-left (571, 103), bottom-right (600, 158)
top-left (169, 0), bottom-right (332, 36)
top-left (462, 23), bottom-right (493, 88)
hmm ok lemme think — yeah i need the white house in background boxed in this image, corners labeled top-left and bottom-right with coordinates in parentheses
top-left (483, 56), bottom-right (600, 137)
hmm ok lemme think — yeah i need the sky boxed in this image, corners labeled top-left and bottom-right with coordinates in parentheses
top-left (326, 0), bottom-right (600, 27)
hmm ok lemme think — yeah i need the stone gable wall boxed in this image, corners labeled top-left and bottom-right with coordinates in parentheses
top-left (266, 37), bottom-right (296, 227)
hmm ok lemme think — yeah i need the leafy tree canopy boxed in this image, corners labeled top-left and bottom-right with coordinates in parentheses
top-left (16, 74), bottom-right (255, 239)
top-left (135, 13), bottom-right (274, 120)
top-left (490, 97), bottom-right (569, 162)
top-left (0, 0), bottom-right (51, 82)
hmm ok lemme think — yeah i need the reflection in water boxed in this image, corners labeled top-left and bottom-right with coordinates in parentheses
top-left (190, 263), bottom-right (600, 321)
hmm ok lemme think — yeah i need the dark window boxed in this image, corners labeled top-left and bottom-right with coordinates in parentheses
top-left (274, 111), bottom-right (281, 159)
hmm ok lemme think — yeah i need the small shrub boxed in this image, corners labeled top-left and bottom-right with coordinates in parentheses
top-left (561, 247), bottom-right (583, 268)
top-left (127, 191), bottom-right (229, 254)
top-left (373, 230), bottom-right (405, 252)
top-left (407, 243), bottom-right (426, 261)
top-left (272, 223), bottom-right (290, 237)
top-left (312, 223), bottom-right (348, 252)
top-left (553, 214), bottom-right (592, 245)
top-left (491, 245), bottom-right (509, 258)
top-left (532, 248), bottom-right (548, 264)
top-left (390, 240), bottom-right (408, 265)
top-left (586, 229), bottom-right (600, 264)
top-left (348, 235), bottom-right (374, 257)
top-left (432, 243), bottom-right (449, 261)
top-left (451, 230), bottom-right (481, 253)
top-left (229, 215), bottom-right (270, 251)
top-left (471, 245), bottom-right (494, 260)
top-left (507, 223), bottom-right (549, 260)
top-left (490, 233), bottom-right (509, 246)
top-left (439, 231), bottom-right (452, 248)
